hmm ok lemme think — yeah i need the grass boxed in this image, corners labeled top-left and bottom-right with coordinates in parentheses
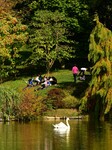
top-left (0, 69), bottom-right (74, 92)
top-left (0, 69), bottom-right (91, 118)
top-left (0, 69), bottom-right (90, 97)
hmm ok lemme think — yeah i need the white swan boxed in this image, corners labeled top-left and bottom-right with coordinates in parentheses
top-left (53, 118), bottom-right (70, 129)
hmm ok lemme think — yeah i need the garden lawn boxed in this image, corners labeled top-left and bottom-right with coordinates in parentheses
top-left (0, 69), bottom-right (90, 98)
top-left (0, 69), bottom-right (74, 92)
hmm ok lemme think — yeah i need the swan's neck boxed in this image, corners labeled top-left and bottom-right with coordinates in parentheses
top-left (66, 119), bottom-right (70, 128)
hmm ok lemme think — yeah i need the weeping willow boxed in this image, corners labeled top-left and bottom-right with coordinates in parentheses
top-left (81, 15), bottom-right (112, 120)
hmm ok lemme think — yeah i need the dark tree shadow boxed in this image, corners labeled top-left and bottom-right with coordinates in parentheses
top-left (58, 74), bottom-right (91, 99)
top-left (72, 82), bottom-right (89, 98)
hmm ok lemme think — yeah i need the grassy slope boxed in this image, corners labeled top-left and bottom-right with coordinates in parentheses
top-left (0, 69), bottom-right (74, 92)
top-left (0, 69), bottom-right (90, 117)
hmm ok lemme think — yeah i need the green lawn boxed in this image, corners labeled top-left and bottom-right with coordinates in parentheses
top-left (0, 69), bottom-right (90, 98)
top-left (0, 69), bottom-right (73, 91)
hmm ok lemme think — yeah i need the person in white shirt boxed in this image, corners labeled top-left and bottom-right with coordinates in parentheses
top-left (35, 75), bottom-right (41, 85)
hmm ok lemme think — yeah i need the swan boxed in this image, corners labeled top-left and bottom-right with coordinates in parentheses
top-left (53, 118), bottom-right (70, 129)
top-left (54, 126), bottom-right (70, 137)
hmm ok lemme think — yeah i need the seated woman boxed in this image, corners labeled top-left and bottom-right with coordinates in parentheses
top-left (34, 74), bottom-right (43, 85)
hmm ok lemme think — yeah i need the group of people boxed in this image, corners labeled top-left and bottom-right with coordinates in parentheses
top-left (23, 64), bottom-right (86, 90)
top-left (72, 64), bottom-right (87, 83)
top-left (39, 76), bottom-right (57, 89)
top-left (23, 75), bottom-right (57, 90)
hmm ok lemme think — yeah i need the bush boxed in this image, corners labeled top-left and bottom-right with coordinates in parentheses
top-left (44, 88), bottom-right (65, 109)
top-left (62, 94), bottom-right (79, 109)
top-left (17, 89), bottom-right (47, 121)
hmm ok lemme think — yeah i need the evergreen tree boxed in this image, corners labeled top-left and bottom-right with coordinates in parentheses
top-left (80, 15), bottom-right (112, 120)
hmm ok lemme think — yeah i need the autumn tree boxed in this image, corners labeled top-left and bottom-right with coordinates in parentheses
top-left (0, 13), bottom-right (28, 81)
top-left (80, 15), bottom-right (112, 120)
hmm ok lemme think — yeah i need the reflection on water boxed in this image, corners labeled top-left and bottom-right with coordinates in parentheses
top-left (0, 120), bottom-right (112, 150)
top-left (53, 127), bottom-right (70, 148)
top-left (53, 127), bottom-right (70, 136)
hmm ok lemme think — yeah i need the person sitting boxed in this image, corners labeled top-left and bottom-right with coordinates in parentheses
top-left (34, 76), bottom-right (57, 91)
top-left (41, 77), bottom-right (51, 89)
top-left (38, 74), bottom-right (43, 83)
top-left (34, 75), bottom-right (41, 85)
top-left (43, 76), bottom-right (47, 82)
top-left (23, 78), bottom-right (34, 90)
top-left (33, 74), bottom-right (43, 85)
top-left (28, 78), bottom-right (34, 86)
top-left (49, 76), bottom-right (57, 85)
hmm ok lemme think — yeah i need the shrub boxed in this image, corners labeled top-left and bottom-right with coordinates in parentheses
top-left (17, 89), bottom-right (47, 121)
top-left (44, 88), bottom-right (65, 109)
top-left (62, 94), bottom-right (79, 109)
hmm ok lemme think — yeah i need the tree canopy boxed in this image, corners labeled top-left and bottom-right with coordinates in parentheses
top-left (0, 6), bottom-right (28, 80)
top-left (29, 9), bottom-right (74, 74)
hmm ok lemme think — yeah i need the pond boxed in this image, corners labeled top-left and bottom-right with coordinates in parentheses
top-left (0, 119), bottom-right (112, 150)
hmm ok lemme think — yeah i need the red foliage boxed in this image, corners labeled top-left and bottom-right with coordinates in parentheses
top-left (47, 88), bottom-right (65, 109)
top-left (17, 89), bottom-right (46, 121)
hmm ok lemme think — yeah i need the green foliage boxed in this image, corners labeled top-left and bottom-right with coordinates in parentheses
top-left (0, 13), bottom-right (28, 80)
top-left (29, 10), bottom-right (74, 74)
top-left (1, 0), bottom-right (92, 80)
top-left (0, 86), bottom-right (20, 119)
top-left (81, 15), bottom-right (112, 120)
top-left (62, 94), bottom-right (79, 108)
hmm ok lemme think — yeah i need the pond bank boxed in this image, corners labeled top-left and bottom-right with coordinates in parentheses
top-left (43, 115), bottom-right (83, 120)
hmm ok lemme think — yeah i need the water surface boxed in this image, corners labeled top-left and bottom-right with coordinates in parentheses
top-left (0, 119), bottom-right (112, 150)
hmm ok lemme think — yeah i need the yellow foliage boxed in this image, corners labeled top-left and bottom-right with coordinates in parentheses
top-left (106, 88), bottom-right (112, 102)
top-left (0, 13), bottom-right (28, 59)
top-left (97, 76), bottom-right (101, 83)
top-left (84, 16), bottom-right (112, 118)
top-left (105, 88), bottom-right (112, 114)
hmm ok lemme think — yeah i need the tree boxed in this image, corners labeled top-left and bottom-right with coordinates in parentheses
top-left (0, 13), bottom-right (28, 81)
top-left (14, 0), bottom-right (91, 62)
top-left (29, 10), bottom-right (74, 74)
top-left (85, 0), bottom-right (112, 30)
top-left (80, 15), bottom-right (112, 120)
